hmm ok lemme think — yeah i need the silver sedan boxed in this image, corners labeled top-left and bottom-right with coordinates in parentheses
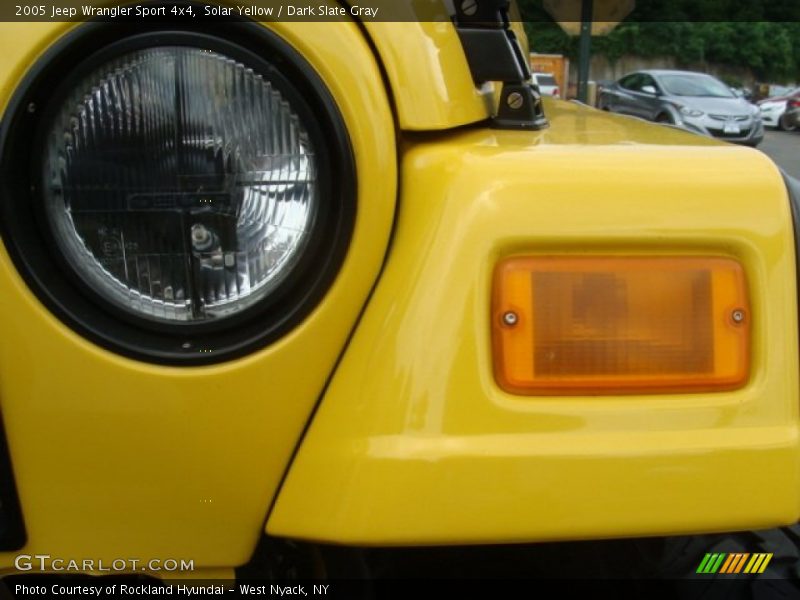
top-left (599, 70), bottom-right (764, 147)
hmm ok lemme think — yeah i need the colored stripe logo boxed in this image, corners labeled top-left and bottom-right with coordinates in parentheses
top-left (696, 553), bottom-right (772, 574)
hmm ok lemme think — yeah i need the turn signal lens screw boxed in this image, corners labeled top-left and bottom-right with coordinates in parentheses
top-left (502, 311), bottom-right (519, 327)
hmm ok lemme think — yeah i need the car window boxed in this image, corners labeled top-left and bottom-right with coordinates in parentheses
top-left (639, 75), bottom-right (659, 91)
top-left (536, 75), bottom-right (557, 86)
top-left (619, 74), bottom-right (642, 91)
top-left (659, 74), bottom-right (734, 98)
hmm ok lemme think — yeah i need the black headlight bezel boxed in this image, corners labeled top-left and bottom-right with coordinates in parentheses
top-left (0, 20), bottom-right (356, 365)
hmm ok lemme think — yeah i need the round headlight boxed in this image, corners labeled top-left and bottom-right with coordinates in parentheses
top-left (44, 46), bottom-right (316, 323)
top-left (0, 24), bottom-right (355, 363)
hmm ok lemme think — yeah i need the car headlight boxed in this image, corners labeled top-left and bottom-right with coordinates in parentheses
top-left (44, 46), bottom-right (314, 324)
top-left (0, 25), bottom-right (355, 363)
top-left (679, 107), bottom-right (704, 118)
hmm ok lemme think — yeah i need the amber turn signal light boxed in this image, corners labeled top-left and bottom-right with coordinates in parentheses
top-left (492, 256), bottom-right (750, 395)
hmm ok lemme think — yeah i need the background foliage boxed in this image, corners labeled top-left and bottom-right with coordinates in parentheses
top-left (518, 0), bottom-right (800, 83)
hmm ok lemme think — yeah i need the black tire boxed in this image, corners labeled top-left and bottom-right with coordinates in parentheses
top-left (779, 114), bottom-right (797, 132)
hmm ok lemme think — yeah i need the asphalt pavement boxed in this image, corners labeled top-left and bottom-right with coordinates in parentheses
top-left (759, 129), bottom-right (800, 180)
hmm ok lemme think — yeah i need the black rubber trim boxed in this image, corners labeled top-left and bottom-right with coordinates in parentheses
top-left (0, 408), bottom-right (26, 551)
top-left (785, 173), bottom-right (800, 241)
top-left (0, 16), bottom-right (356, 365)
top-left (784, 173), bottom-right (800, 347)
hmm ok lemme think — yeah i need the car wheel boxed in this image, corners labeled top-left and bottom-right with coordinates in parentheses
top-left (779, 114), bottom-right (797, 132)
top-left (655, 113), bottom-right (674, 125)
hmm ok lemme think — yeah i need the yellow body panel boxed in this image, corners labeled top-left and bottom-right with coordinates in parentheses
top-left (268, 101), bottom-right (800, 544)
top-left (358, 1), bottom-right (529, 131)
top-left (362, 20), bottom-right (492, 130)
top-left (355, 0), bottom-right (506, 130)
top-left (0, 16), bottom-right (396, 567)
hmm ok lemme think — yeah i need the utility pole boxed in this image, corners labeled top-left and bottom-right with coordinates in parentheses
top-left (577, 0), bottom-right (593, 103)
top-left (544, 0), bottom-right (634, 102)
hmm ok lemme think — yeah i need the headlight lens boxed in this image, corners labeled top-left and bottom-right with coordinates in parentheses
top-left (679, 107), bottom-right (704, 118)
top-left (43, 46), bottom-right (316, 323)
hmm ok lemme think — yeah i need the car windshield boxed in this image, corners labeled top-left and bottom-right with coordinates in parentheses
top-left (537, 75), bottom-right (557, 85)
top-left (659, 74), bottom-right (735, 98)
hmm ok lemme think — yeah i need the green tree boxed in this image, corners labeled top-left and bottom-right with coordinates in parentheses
top-left (517, 0), bottom-right (800, 83)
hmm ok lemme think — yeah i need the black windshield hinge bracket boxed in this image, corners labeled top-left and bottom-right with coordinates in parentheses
top-left (493, 82), bottom-right (548, 130)
top-left (453, 0), bottom-right (549, 130)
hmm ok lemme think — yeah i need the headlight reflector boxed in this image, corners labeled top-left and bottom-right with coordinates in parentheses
top-left (43, 46), bottom-right (317, 323)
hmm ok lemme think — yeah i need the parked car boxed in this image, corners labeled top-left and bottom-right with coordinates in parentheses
top-left (598, 69), bottom-right (764, 146)
top-left (730, 86), bottom-right (754, 102)
top-left (759, 89), bottom-right (800, 131)
top-left (786, 97), bottom-right (800, 129)
top-left (531, 72), bottom-right (559, 98)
